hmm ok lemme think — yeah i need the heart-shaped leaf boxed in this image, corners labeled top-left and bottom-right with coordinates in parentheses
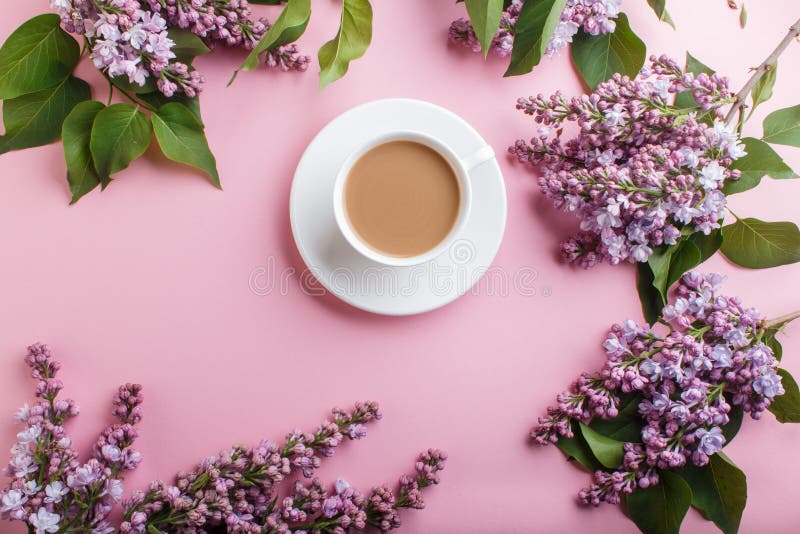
top-left (0, 14), bottom-right (80, 99)
top-left (0, 75), bottom-right (91, 154)
top-left (763, 105), bottom-right (800, 147)
top-left (555, 422), bottom-right (603, 472)
top-left (724, 137), bottom-right (797, 194)
top-left (588, 395), bottom-right (643, 443)
top-left (62, 100), bottom-right (105, 204)
top-left (627, 471), bottom-right (693, 534)
top-left (721, 404), bottom-right (744, 443)
top-left (318, 0), bottom-right (373, 89)
top-left (769, 369), bottom-right (800, 423)
top-left (666, 240), bottom-right (702, 291)
top-left (90, 103), bottom-right (152, 185)
top-left (152, 102), bottom-right (220, 188)
top-left (720, 218), bottom-right (800, 269)
top-left (579, 422), bottom-right (624, 469)
top-left (465, 0), bottom-right (504, 58)
top-left (570, 14), bottom-right (646, 90)
top-left (647, 244), bottom-right (676, 304)
top-left (504, 0), bottom-right (567, 77)
top-left (637, 262), bottom-right (663, 325)
top-left (677, 453), bottom-right (746, 534)
top-left (239, 0), bottom-right (311, 73)
top-left (689, 229), bottom-right (723, 263)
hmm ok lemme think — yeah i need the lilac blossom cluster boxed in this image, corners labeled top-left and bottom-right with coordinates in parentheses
top-left (1, 347), bottom-right (445, 533)
top-left (449, 0), bottom-right (622, 59)
top-left (262, 448), bottom-right (446, 534)
top-left (0, 343), bottom-right (143, 533)
top-left (143, 0), bottom-right (309, 71)
top-left (532, 272), bottom-right (785, 505)
top-left (120, 404), bottom-right (446, 533)
top-left (510, 55), bottom-right (744, 267)
top-left (51, 0), bottom-right (203, 97)
top-left (49, 0), bottom-right (308, 98)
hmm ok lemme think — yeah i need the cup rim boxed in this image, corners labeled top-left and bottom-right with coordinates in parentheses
top-left (332, 130), bottom-right (472, 267)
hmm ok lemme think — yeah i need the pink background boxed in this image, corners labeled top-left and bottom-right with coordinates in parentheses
top-left (2, 1), bottom-right (800, 532)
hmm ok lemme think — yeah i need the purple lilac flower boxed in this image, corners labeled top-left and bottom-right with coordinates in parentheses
top-left (50, 0), bottom-right (309, 99)
top-left (532, 273), bottom-right (785, 505)
top-left (0, 344), bottom-right (144, 533)
top-left (120, 402), bottom-right (383, 532)
top-left (449, 0), bottom-right (621, 59)
top-left (510, 55), bottom-right (744, 267)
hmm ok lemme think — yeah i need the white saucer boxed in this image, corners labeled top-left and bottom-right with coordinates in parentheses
top-left (289, 99), bottom-right (507, 316)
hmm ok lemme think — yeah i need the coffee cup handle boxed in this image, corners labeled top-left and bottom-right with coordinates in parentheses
top-left (460, 144), bottom-right (496, 173)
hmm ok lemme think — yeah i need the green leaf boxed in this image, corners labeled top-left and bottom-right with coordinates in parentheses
top-left (724, 137), bottom-right (797, 194)
top-left (152, 102), bottom-right (220, 188)
top-left (89, 103), bottom-right (152, 185)
top-left (763, 105), bottom-right (800, 147)
top-left (763, 329), bottom-right (783, 361)
top-left (627, 471), bottom-right (693, 534)
top-left (666, 240), bottom-right (702, 290)
top-left (555, 422), bottom-right (603, 472)
top-left (317, 0), bottom-right (372, 89)
top-left (579, 422), bottom-right (624, 469)
top-left (740, 5), bottom-right (747, 28)
top-left (674, 53), bottom-right (714, 110)
top-left (637, 262), bottom-right (663, 325)
top-left (62, 100), bottom-right (105, 204)
top-left (0, 75), bottom-right (91, 155)
top-left (465, 0), bottom-right (504, 58)
top-left (689, 229), bottom-right (723, 263)
top-left (588, 395), bottom-right (643, 443)
top-left (138, 92), bottom-right (201, 121)
top-left (168, 29), bottom-right (210, 64)
top-left (239, 0), bottom-right (311, 73)
top-left (721, 404), bottom-right (744, 443)
top-left (678, 453), bottom-right (746, 534)
top-left (647, 245), bottom-right (675, 304)
top-left (570, 14), bottom-right (646, 91)
top-left (747, 64), bottom-right (776, 120)
top-left (720, 218), bottom-right (800, 268)
top-left (646, 0), bottom-right (675, 29)
top-left (769, 369), bottom-right (800, 423)
top-left (504, 0), bottom-right (567, 77)
top-left (0, 14), bottom-right (80, 100)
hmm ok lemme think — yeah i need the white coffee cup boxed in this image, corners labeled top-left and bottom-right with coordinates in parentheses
top-left (332, 130), bottom-right (495, 267)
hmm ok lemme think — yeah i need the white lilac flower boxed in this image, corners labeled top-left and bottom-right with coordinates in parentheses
top-left (22, 481), bottom-right (42, 496)
top-left (17, 426), bottom-right (42, 444)
top-left (604, 105), bottom-right (628, 127)
top-left (699, 161), bottom-right (725, 189)
top-left (0, 489), bottom-right (27, 514)
top-left (10, 452), bottom-right (36, 478)
top-left (14, 404), bottom-right (31, 423)
top-left (28, 508), bottom-right (61, 534)
top-left (107, 479), bottom-right (124, 502)
top-left (44, 481), bottom-right (69, 504)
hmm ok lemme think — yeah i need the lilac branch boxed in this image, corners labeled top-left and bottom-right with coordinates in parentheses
top-left (725, 16), bottom-right (800, 125)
